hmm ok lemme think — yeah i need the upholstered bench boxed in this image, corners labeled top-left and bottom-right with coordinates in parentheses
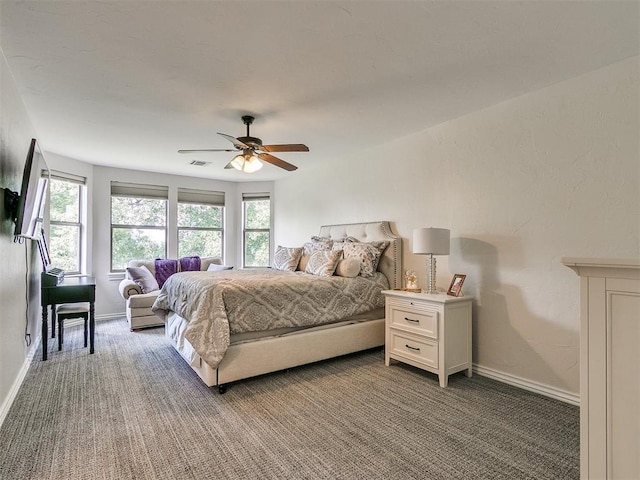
top-left (118, 256), bottom-right (224, 330)
top-left (56, 302), bottom-right (91, 352)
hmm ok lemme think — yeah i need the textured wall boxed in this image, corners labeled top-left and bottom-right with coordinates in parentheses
top-left (0, 50), bottom-right (40, 415)
top-left (274, 57), bottom-right (639, 395)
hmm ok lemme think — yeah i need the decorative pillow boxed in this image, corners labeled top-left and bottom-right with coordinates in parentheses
top-left (334, 257), bottom-right (361, 278)
top-left (207, 264), bottom-right (233, 271)
top-left (126, 265), bottom-right (160, 293)
top-left (272, 246), bottom-right (303, 272)
top-left (310, 235), bottom-right (333, 243)
top-left (331, 241), bottom-right (345, 252)
top-left (305, 250), bottom-right (342, 277)
top-left (342, 241), bottom-right (389, 277)
top-left (331, 237), bottom-right (364, 252)
top-left (298, 238), bottom-right (334, 271)
top-left (304, 238), bottom-right (333, 254)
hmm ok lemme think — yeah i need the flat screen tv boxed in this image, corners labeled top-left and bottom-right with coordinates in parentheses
top-left (14, 138), bottom-right (48, 240)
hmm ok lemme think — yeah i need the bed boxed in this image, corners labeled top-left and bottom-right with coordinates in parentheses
top-left (152, 221), bottom-right (402, 392)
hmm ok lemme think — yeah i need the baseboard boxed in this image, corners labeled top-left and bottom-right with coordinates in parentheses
top-left (63, 312), bottom-right (127, 327)
top-left (0, 335), bottom-right (40, 429)
top-left (96, 312), bottom-right (128, 321)
top-left (473, 364), bottom-right (580, 406)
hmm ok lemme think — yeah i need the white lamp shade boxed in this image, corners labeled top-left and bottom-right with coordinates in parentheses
top-left (231, 154), bottom-right (263, 173)
top-left (412, 228), bottom-right (450, 255)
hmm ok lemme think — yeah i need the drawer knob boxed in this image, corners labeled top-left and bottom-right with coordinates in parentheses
top-left (404, 317), bottom-right (419, 323)
top-left (405, 344), bottom-right (421, 352)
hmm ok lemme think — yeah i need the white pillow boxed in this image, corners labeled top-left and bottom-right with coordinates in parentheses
top-left (207, 264), bottom-right (233, 271)
top-left (334, 258), bottom-right (361, 278)
top-left (305, 250), bottom-right (342, 277)
top-left (272, 246), bottom-right (303, 272)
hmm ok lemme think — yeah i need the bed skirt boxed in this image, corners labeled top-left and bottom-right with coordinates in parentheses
top-left (165, 311), bottom-right (385, 387)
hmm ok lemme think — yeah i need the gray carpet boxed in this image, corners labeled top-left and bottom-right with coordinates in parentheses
top-left (0, 317), bottom-right (579, 480)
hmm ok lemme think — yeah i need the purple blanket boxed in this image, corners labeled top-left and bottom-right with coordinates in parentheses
top-left (155, 259), bottom-right (178, 288)
top-left (155, 256), bottom-right (201, 288)
top-left (179, 255), bottom-right (201, 272)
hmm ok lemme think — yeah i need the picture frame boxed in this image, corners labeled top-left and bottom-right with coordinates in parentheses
top-left (447, 274), bottom-right (466, 297)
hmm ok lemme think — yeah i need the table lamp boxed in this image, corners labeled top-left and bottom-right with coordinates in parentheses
top-left (413, 227), bottom-right (450, 294)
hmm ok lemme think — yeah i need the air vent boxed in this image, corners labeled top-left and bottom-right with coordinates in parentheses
top-left (190, 160), bottom-right (211, 167)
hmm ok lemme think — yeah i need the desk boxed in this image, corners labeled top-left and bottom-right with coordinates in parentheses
top-left (41, 275), bottom-right (96, 361)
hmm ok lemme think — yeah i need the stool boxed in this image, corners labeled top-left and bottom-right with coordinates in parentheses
top-left (56, 303), bottom-right (90, 352)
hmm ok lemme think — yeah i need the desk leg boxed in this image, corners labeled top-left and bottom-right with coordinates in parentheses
top-left (51, 304), bottom-right (56, 338)
top-left (42, 306), bottom-right (48, 361)
top-left (89, 302), bottom-right (95, 354)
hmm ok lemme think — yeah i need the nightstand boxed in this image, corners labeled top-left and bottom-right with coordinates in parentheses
top-left (382, 290), bottom-right (473, 387)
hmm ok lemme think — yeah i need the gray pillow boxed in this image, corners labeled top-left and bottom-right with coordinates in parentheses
top-left (305, 250), bottom-right (342, 277)
top-left (126, 265), bottom-right (159, 293)
top-left (272, 246), bottom-right (303, 272)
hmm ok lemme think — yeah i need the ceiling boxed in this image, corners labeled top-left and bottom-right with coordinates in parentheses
top-left (1, 1), bottom-right (638, 182)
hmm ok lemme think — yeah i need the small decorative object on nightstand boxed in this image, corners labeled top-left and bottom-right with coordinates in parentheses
top-left (405, 269), bottom-right (418, 289)
top-left (382, 289), bottom-right (473, 387)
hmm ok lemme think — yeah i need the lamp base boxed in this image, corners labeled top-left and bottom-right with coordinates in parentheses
top-left (424, 254), bottom-right (438, 294)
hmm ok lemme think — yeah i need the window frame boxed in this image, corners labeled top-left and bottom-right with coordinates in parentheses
top-left (177, 188), bottom-right (225, 260)
top-left (47, 172), bottom-right (85, 274)
top-left (110, 182), bottom-right (168, 272)
top-left (242, 194), bottom-right (271, 268)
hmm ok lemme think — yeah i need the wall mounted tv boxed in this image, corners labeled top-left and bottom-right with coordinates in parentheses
top-left (13, 138), bottom-right (48, 240)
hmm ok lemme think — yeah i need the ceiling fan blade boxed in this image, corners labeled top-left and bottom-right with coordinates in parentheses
top-left (257, 153), bottom-right (298, 171)
top-left (178, 148), bottom-right (238, 153)
top-left (217, 132), bottom-right (251, 150)
top-left (260, 144), bottom-right (309, 153)
top-left (224, 161), bottom-right (235, 169)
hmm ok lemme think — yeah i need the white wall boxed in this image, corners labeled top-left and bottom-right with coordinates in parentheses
top-left (273, 57), bottom-right (640, 396)
top-left (0, 50), bottom-right (41, 420)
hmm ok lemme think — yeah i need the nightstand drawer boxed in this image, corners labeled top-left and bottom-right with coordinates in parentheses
top-left (388, 302), bottom-right (437, 339)
top-left (388, 330), bottom-right (438, 368)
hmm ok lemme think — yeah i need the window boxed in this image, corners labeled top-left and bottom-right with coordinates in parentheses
top-left (242, 193), bottom-right (271, 267)
top-left (110, 182), bottom-right (168, 271)
top-left (177, 188), bottom-right (224, 259)
top-left (48, 173), bottom-right (85, 273)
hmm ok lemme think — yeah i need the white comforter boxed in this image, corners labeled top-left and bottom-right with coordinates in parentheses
top-left (152, 269), bottom-right (388, 369)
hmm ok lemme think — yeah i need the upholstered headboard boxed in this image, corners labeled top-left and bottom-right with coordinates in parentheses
top-left (318, 221), bottom-right (402, 289)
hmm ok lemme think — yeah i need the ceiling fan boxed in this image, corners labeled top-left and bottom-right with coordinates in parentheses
top-left (178, 115), bottom-right (309, 172)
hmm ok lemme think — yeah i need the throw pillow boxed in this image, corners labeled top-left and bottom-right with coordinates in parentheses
top-left (342, 241), bottom-right (389, 277)
top-left (272, 246), bottom-right (304, 271)
top-left (305, 250), bottom-right (342, 277)
top-left (298, 238), bottom-right (334, 271)
top-left (126, 265), bottom-right (160, 293)
top-left (207, 264), bottom-right (233, 271)
top-left (334, 257), bottom-right (361, 278)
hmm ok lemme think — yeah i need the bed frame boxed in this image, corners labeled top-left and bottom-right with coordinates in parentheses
top-left (164, 221), bottom-right (402, 392)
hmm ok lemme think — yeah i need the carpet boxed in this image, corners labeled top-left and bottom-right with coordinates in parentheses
top-left (0, 317), bottom-right (579, 479)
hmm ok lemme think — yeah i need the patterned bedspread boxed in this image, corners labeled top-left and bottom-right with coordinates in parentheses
top-left (152, 269), bottom-right (389, 369)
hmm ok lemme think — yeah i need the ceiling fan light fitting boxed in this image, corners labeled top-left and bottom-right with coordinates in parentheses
top-left (231, 153), bottom-right (263, 173)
